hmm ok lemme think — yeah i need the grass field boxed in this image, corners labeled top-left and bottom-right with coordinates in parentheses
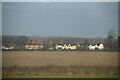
top-left (2, 51), bottom-right (118, 78)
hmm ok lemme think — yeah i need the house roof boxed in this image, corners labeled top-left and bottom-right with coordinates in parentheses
top-left (56, 44), bottom-right (76, 46)
top-left (26, 40), bottom-right (42, 45)
top-left (89, 43), bottom-right (103, 46)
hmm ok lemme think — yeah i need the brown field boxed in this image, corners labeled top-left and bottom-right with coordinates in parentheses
top-left (2, 51), bottom-right (119, 78)
top-left (2, 51), bottom-right (118, 67)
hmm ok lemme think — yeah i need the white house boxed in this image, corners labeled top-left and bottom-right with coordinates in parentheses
top-left (2, 46), bottom-right (14, 50)
top-left (98, 43), bottom-right (104, 50)
top-left (89, 45), bottom-right (95, 50)
top-left (88, 43), bottom-right (104, 50)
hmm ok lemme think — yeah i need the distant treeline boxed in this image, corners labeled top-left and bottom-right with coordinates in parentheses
top-left (2, 34), bottom-right (118, 51)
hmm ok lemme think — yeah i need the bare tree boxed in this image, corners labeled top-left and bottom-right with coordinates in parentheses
top-left (105, 31), bottom-right (118, 51)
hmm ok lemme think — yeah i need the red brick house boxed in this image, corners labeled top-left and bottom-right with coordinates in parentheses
top-left (25, 40), bottom-right (43, 50)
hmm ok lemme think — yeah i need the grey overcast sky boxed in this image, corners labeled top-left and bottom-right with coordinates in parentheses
top-left (2, 2), bottom-right (118, 38)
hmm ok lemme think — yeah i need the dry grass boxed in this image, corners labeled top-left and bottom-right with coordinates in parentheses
top-left (2, 51), bottom-right (118, 78)
top-left (2, 51), bottom-right (118, 67)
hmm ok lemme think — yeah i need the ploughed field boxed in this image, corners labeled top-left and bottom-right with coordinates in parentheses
top-left (2, 51), bottom-right (118, 78)
top-left (2, 51), bottom-right (118, 67)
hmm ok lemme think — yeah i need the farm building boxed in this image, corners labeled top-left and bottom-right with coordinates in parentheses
top-left (55, 44), bottom-right (77, 50)
top-left (25, 40), bottom-right (43, 50)
top-left (88, 43), bottom-right (104, 50)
